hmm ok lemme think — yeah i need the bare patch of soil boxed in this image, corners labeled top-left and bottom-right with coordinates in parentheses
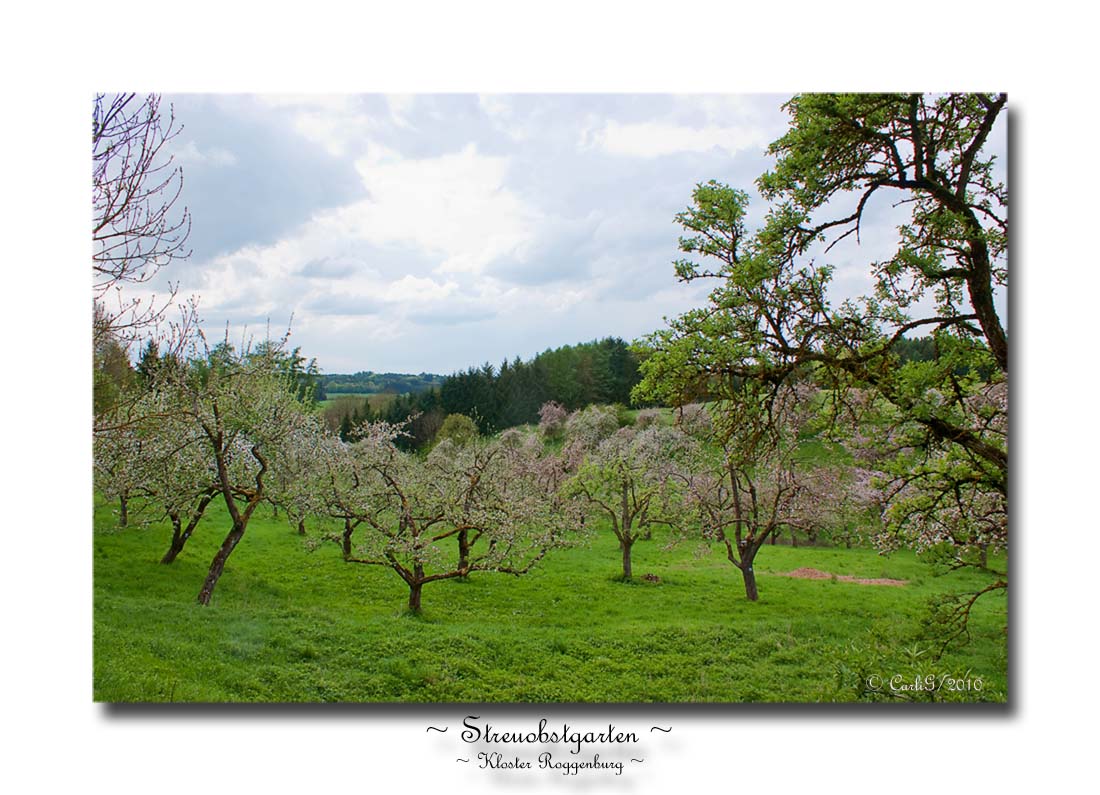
top-left (778, 567), bottom-right (908, 586)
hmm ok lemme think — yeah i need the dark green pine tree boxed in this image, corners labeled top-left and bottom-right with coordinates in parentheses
top-left (135, 339), bottom-right (162, 389)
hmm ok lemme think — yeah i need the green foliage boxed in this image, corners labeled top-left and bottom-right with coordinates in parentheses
top-left (434, 413), bottom-right (479, 447)
top-left (322, 395), bottom-right (375, 440)
top-left (92, 306), bottom-right (136, 419)
top-left (634, 94), bottom-right (1008, 633)
top-left (323, 339), bottom-right (644, 451)
top-left (632, 181), bottom-right (833, 410)
top-left (379, 390), bottom-right (445, 450)
top-left (102, 334), bottom-right (326, 604)
top-left (440, 337), bottom-right (642, 435)
top-left (251, 341), bottom-right (324, 405)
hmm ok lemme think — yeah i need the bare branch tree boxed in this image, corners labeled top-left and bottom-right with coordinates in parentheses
top-left (92, 92), bottom-right (192, 344)
top-left (305, 424), bottom-right (585, 614)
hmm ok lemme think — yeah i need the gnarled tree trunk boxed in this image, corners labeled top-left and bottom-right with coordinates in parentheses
top-left (457, 529), bottom-right (471, 575)
top-left (161, 492), bottom-right (214, 564)
top-left (162, 513), bottom-right (186, 564)
top-left (197, 523), bottom-right (245, 606)
top-left (342, 519), bottom-right (354, 559)
top-left (406, 562), bottom-right (426, 613)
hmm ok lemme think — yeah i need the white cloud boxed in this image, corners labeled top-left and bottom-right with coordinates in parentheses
top-left (253, 94), bottom-right (378, 157)
top-left (478, 94), bottom-right (529, 141)
top-left (477, 93), bottom-right (510, 120)
top-left (168, 141), bottom-right (548, 350)
top-left (383, 275), bottom-right (456, 303)
top-left (386, 94), bottom-right (417, 129)
top-left (118, 93), bottom-right (814, 373)
top-left (290, 110), bottom-right (375, 158)
top-left (323, 142), bottom-right (541, 275)
top-left (585, 119), bottom-right (769, 158)
top-left (173, 140), bottom-right (238, 166)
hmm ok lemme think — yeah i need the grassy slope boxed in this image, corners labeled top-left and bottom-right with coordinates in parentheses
top-left (93, 496), bottom-right (1006, 703)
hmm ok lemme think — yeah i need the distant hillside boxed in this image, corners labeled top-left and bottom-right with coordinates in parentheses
top-left (320, 371), bottom-right (445, 396)
top-left (324, 337), bottom-right (644, 449)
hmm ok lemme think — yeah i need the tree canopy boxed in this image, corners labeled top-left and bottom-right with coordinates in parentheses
top-left (347, 337), bottom-right (644, 450)
top-left (634, 93), bottom-right (1008, 620)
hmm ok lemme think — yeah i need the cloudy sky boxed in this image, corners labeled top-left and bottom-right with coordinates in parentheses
top-left (135, 93), bottom-right (1003, 375)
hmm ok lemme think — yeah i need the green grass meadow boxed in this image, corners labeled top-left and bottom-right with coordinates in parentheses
top-left (93, 496), bottom-right (1007, 703)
